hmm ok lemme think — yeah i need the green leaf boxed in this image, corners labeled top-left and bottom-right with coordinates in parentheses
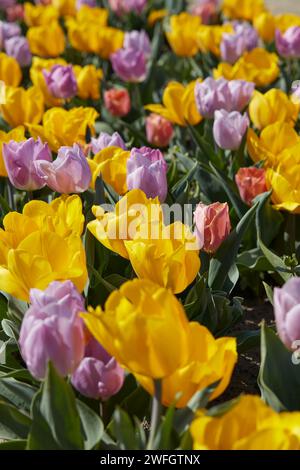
top-left (208, 195), bottom-right (268, 292)
top-left (156, 405), bottom-right (177, 450)
top-left (258, 323), bottom-right (300, 411)
top-left (111, 407), bottom-right (139, 450)
top-left (77, 400), bottom-right (104, 450)
top-left (0, 295), bottom-right (7, 323)
top-left (171, 162), bottom-right (198, 201)
top-left (232, 329), bottom-right (261, 353)
top-left (0, 378), bottom-right (36, 412)
top-left (0, 400), bottom-right (31, 440)
top-left (31, 363), bottom-right (84, 449)
top-left (0, 439), bottom-right (26, 449)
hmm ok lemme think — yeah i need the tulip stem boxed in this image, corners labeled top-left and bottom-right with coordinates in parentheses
top-left (7, 181), bottom-right (15, 211)
top-left (146, 379), bottom-right (162, 450)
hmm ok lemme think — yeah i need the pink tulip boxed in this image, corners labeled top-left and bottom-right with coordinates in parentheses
top-left (235, 167), bottom-right (267, 206)
top-left (146, 113), bottom-right (174, 148)
top-left (104, 88), bottom-right (131, 117)
top-left (194, 202), bottom-right (231, 253)
top-left (274, 278), bottom-right (300, 350)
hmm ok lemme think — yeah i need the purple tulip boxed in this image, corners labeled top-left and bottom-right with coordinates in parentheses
top-left (5, 36), bottom-right (32, 67)
top-left (108, 0), bottom-right (147, 16)
top-left (91, 132), bottom-right (126, 154)
top-left (3, 138), bottom-right (52, 191)
top-left (274, 277), bottom-right (300, 350)
top-left (76, 0), bottom-right (96, 9)
top-left (0, 0), bottom-right (16, 9)
top-left (19, 281), bottom-right (85, 380)
top-left (126, 146), bottom-right (168, 202)
top-left (71, 337), bottom-right (124, 400)
top-left (275, 26), bottom-right (300, 58)
top-left (213, 109), bottom-right (249, 150)
top-left (111, 48), bottom-right (147, 83)
top-left (194, 77), bottom-right (255, 118)
top-left (43, 65), bottom-right (78, 100)
top-left (36, 143), bottom-right (91, 194)
top-left (221, 23), bottom-right (258, 64)
top-left (124, 30), bottom-right (151, 58)
top-left (0, 20), bottom-right (21, 49)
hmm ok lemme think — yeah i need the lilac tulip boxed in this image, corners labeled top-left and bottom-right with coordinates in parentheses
top-left (36, 143), bottom-right (91, 194)
top-left (108, 0), bottom-right (147, 16)
top-left (213, 109), bottom-right (249, 150)
top-left (0, 21), bottom-right (21, 49)
top-left (5, 36), bottom-right (31, 67)
top-left (275, 26), bottom-right (300, 58)
top-left (76, 0), bottom-right (96, 9)
top-left (19, 281), bottom-right (85, 380)
top-left (221, 22), bottom-right (258, 64)
top-left (124, 30), bottom-right (151, 58)
top-left (71, 337), bottom-right (124, 400)
top-left (274, 277), bottom-right (300, 350)
top-left (3, 138), bottom-right (52, 191)
top-left (43, 65), bottom-right (77, 100)
top-left (194, 77), bottom-right (255, 118)
top-left (111, 48), bottom-right (147, 83)
top-left (91, 132), bottom-right (126, 154)
top-left (0, 0), bottom-right (16, 9)
top-left (126, 147), bottom-right (168, 202)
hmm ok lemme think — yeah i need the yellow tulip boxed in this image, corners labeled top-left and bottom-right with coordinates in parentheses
top-left (249, 89), bottom-right (299, 130)
top-left (1, 86), bottom-right (44, 127)
top-left (82, 279), bottom-right (190, 379)
top-left (266, 145), bottom-right (300, 213)
top-left (145, 81), bottom-right (202, 126)
top-left (0, 195), bottom-right (87, 301)
top-left (125, 221), bottom-right (200, 294)
top-left (22, 194), bottom-right (85, 238)
top-left (27, 21), bottom-right (65, 58)
top-left (88, 146), bottom-right (130, 195)
top-left (75, 5), bottom-right (108, 25)
top-left (222, 0), bottom-right (266, 21)
top-left (190, 395), bottom-right (300, 450)
top-left (136, 322), bottom-right (237, 408)
top-left (253, 12), bottom-right (276, 42)
top-left (52, 0), bottom-right (76, 16)
top-left (30, 56), bottom-right (67, 107)
top-left (165, 13), bottom-right (201, 57)
top-left (247, 122), bottom-right (300, 168)
top-left (276, 13), bottom-right (300, 33)
top-left (73, 65), bottom-right (103, 100)
top-left (66, 9), bottom-right (123, 59)
top-left (87, 189), bottom-right (163, 259)
top-left (24, 3), bottom-right (59, 26)
top-left (0, 126), bottom-right (25, 177)
top-left (148, 9), bottom-right (168, 27)
top-left (197, 24), bottom-right (233, 56)
top-left (214, 48), bottom-right (279, 87)
top-left (0, 53), bottom-right (22, 87)
top-left (28, 106), bottom-right (98, 151)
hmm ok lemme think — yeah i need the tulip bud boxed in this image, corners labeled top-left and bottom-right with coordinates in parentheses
top-left (220, 23), bottom-right (258, 64)
top-left (19, 281), bottom-right (85, 380)
top-left (194, 202), bottom-right (231, 253)
top-left (126, 146), bottom-right (168, 202)
top-left (213, 110), bottom-right (249, 150)
top-left (146, 113), bottom-right (174, 148)
top-left (108, 0), bottom-right (147, 16)
top-left (104, 88), bottom-right (131, 117)
top-left (91, 131), bottom-right (126, 154)
top-left (274, 278), bottom-right (300, 350)
top-left (43, 65), bottom-right (78, 100)
top-left (0, 21), bottom-right (21, 49)
top-left (3, 137), bottom-right (52, 191)
top-left (6, 4), bottom-right (24, 22)
top-left (124, 30), bottom-right (151, 58)
top-left (5, 36), bottom-right (32, 67)
top-left (111, 48), bottom-right (147, 83)
top-left (71, 337), bottom-right (124, 400)
top-left (188, 0), bottom-right (218, 24)
top-left (235, 167), bottom-right (267, 206)
top-left (275, 27), bottom-right (300, 58)
top-left (36, 143), bottom-right (91, 194)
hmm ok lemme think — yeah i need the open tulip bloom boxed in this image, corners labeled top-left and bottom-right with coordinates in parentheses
top-left (2, 0), bottom-right (300, 455)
